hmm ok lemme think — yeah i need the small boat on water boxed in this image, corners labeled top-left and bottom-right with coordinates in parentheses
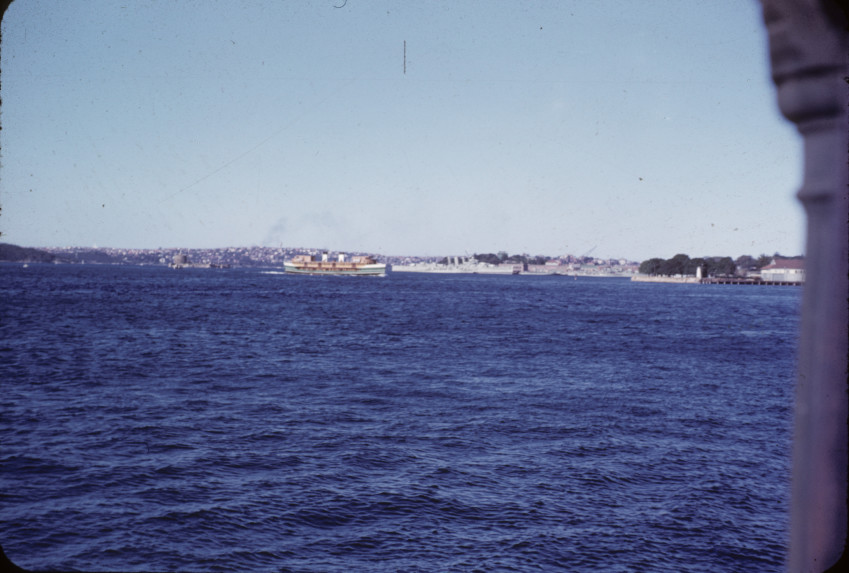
top-left (283, 252), bottom-right (386, 276)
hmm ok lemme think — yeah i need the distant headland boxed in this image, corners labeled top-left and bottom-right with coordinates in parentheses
top-left (1, 243), bottom-right (802, 281)
top-left (0, 243), bottom-right (639, 276)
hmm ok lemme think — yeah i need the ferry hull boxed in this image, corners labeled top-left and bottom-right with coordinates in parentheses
top-left (283, 263), bottom-right (386, 276)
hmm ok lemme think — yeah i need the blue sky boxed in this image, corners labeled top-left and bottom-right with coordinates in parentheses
top-left (1, 0), bottom-right (803, 260)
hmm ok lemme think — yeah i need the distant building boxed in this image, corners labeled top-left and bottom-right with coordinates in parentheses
top-left (760, 257), bottom-right (805, 283)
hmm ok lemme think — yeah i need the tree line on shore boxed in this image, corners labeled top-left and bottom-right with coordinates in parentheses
top-left (0, 243), bottom-right (58, 263)
top-left (472, 253), bottom-right (552, 265)
top-left (639, 253), bottom-right (793, 277)
top-left (435, 253), bottom-right (556, 265)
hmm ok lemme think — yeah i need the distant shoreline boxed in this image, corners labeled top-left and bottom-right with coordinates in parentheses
top-left (631, 274), bottom-right (803, 286)
top-left (0, 243), bottom-right (640, 275)
top-left (631, 275), bottom-right (701, 284)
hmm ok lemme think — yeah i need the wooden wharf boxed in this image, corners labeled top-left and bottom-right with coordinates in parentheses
top-left (699, 277), bottom-right (802, 286)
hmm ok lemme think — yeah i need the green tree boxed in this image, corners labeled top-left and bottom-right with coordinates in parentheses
top-left (756, 254), bottom-right (773, 269)
top-left (685, 257), bottom-right (706, 276)
top-left (714, 257), bottom-right (736, 276)
top-left (704, 256), bottom-right (736, 276)
top-left (735, 255), bottom-right (756, 270)
top-left (474, 253), bottom-right (501, 265)
top-left (639, 258), bottom-right (665, 275)
top-left (640, 253), bottom-right (738, 276)
top-left (660, 253), bottom-right (690, 276)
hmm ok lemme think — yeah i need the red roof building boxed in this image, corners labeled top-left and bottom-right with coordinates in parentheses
top-left (760, 257), bottom-right (805, 283)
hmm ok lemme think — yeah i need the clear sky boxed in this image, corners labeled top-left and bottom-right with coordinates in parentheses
top-left (0, 0), bottom-right (804, 261)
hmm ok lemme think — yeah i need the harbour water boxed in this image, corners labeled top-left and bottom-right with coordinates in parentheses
top-left (1, 264), bottom-right (799, 571)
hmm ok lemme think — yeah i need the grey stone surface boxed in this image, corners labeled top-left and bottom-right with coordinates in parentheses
top-left (760, 1), bottom-right (849, 570)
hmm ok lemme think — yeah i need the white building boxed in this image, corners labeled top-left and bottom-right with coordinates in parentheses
top-left (760, 258), bottom-right (805, 283)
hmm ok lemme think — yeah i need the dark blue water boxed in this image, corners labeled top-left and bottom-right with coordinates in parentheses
top-left (1, 264), bottom-right (799, 571)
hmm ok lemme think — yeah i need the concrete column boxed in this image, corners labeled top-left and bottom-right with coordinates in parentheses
top-left (760, 2), bottom-right (848, 570)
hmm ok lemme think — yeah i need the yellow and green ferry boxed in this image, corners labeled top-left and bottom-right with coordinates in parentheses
top-left (283, 253), bottom-right (386, 276)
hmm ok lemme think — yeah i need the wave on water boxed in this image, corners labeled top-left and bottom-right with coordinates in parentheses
top-left (0, 265), bottom-right (799, 572)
